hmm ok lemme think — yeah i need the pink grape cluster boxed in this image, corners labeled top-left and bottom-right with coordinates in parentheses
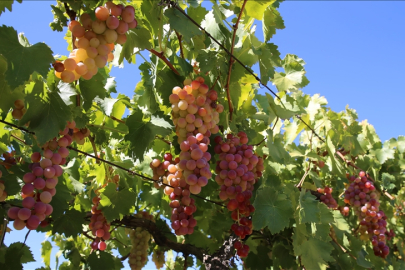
top-left (54, 2), bottom-right (137, 83)
top-left (89, 196), bottom-right (110, 251)
top-left (129, 211), bottom-right (154, 270)
top-left (151, 154), bottom-right (198, 236)
top-left (317, 186), bottom-right (338, 209)
top-left (214, 132), bottom-right (264, 257)
top-left (169, 77), bottom-right (223, 144)
top-left (7, 122), bottom-right (77, 230)
top-left (344, 171), bottom-right (390, 258)
top-left (150, 153), bottom-right (179, 189)
top-left (0, 171), bottom-right (7, 201)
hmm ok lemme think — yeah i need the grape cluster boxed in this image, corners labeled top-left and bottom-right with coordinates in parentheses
top-left (128, 211), bottom-right (154, 270)
top-left (344, 171), bottom-right (390, 258)
top-left (11, 99), bottom-right (26, 120)
top-left (152, 247), bottom-right (165, 269)
top-left (233, 240), bottom-right (250, 258)
top-left (150, 154), bottom-right (198, 236)
top-left (214, 132), bottom-right (264, 257)
top-left (150, 153), bottom-right (179, 189)
top-left (54, 2), bottom-right (137, 83)
top-left (317, 186), bottom-right (338, 209)
top-left (7, 122), bottom-right (77, 230)
top-left (89, 195), bottom-right (111, 251)
top-left (67, 120), bottom-right (91, 145)
top-left (169, 77), bottom-right (223, 144)
top-left (0, 171), bottom-right (7, 202)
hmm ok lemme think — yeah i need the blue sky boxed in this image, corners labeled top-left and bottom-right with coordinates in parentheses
top-left (1, 1), bottom-right (404, 269)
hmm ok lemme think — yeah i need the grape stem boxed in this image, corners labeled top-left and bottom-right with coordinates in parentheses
top-left (295, 163), bottom-right (311, 188)
top-left (88, 135), bottom-right (100, 164)
top-left (0, 215), bottom-right (8, 247)
top-left (82, 230), bottom-right (96, 241)
top-left (21, 229), bottom-right (31, 249)
top-left (175, 31), bottom-right (184, 59)
top-left (148, 49), bottom-right (180, 75)
top-left (224, 0), bottom-right (247, 122)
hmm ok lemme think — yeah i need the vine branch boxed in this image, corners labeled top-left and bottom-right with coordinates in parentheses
top-left (148, 49), bottom-right (180, 75)
top-left (175, 31), bottom-right (184, 59)
top-left (224, 0), bottom-right (247, 122)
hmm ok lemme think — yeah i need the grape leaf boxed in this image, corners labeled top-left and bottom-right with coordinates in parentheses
top-left (49, 178), bottom-right (74, 219)
top-left (0, 26), bottom-right (54, 88)
top-left (262, 5), bottom-right (285, 42)
top-left (0, 242), bottom-right (35, 270)
top-left (298, 189), bottom-right (320, 224)
top-left (253, 186), bottom-right (293, 233)
top-left (124, 110), bottom-right (172, 162)
top-left (258, 43), bottom-right (281, 85)
top-left (99, 183), bottom-right (136, 222)
top-left (164, 8), bottom-right (202, 43)
top-left (0, 1), bottom-right (15, 16)
top-left (296, 238), bottom-right (334, 270)
top-left (156, 69), bottom-right (184, 107)
top-left (245, 245), bottom-right (272, 270)
top-left (266, 129), bottom-right (290, 164)
top-left (370, 143), bottom-right (395, 164)
top-left (266, 93), bottom-right (304, 120)
top-left (245, 0), bottom-right (272, 20)
top-left (120, 28), bottom-right (151, 63)
top-left (50, 5), bottom-right (68, 32)
top-left (187, 5), bottom-right (208, 25)
top-left (87, 251), bottom-right (118, 270)
top-left (52, 209), bottom-right (86, 237)
top-left (79, 72), bottom-right (107, 111)
top-left (19, 81), bottom-right (72, 145)
top-left (41, 241), bottom-right (52, 268)
top-left (272, 243), bottom-right (297, 269)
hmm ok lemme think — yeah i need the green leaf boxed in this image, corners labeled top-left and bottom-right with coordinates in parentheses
top-left (253, 186), bottom-right (293, 233)
top-left (0, 26), bottom-right (53, 88)
top-left (164, 8), bottom-right (202, 43)
top-left (49, 178), bottom-right (73, 219)
top-left (125, 110), bottom-right (172, 162)
top-left (0, 242), bottom-right (35, 270)
top-left (297, 238), bottom-right (334, 270)
top-left (262, 5), bottom-right (285, 42)
top-left (272, 243), bottom-right (297, 269)
top-left (99, 183), bottom-right (136, 222)
top-left (119, 28), bottom-right (151, 64)
top-left (245, 244), bottom-right (272, 270)
top-left (245, 0), bottom-right (272, 20)
top-left (298, 189), bottom-right (320, 224)
top-left (79, 72), bottom-right (107, 111)
top-left (19, 82), bottom-right (72, 145)
top-left (87, 251), bottom-right (118, 270)
top-left (266, 129), bottom-right (290, 164)
top-left (50, 5), bottom-right (68, 32)
top-left (41, 241), bottom-right (52, 268)
top-left (370, 142), bottom-right (395, 164)
top-left (0, 1), bottom-right (15, 16)
top-left (258, 43), bottom-right (281, 84)
top-left (266, 93), bottom-right (304, 120)
top-left (381, 172), bottom-right (396, 192)
top-left (52, 209), bottom-right (86, 237)
top-left (187, 5), bottom-right (208, 25)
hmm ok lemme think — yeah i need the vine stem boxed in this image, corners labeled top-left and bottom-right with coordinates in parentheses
top-left (0, 216), bottom-right (8, 247)
top-left (224, 0), bottom-right (247, 122)
top-left (296, 163), bottom-right (311, 188)
top-left (88, 135), bottom-right (99, 164)
top-left (175, 31), bottom-right (184, 59)
top-left (148, 49), bottom-right (180, 75)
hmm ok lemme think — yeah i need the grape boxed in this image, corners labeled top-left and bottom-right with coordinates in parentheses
top-left (106, 16), bottom-right (119, 30)
top-left (68, 20), bottom-right (81, 31)
top-left (116, 20), bottom-right (128, 35)
top-left (40, 191), bottom-right (52, 204)
top-left (92, 20), bottom-right (107, 34)
top-left (53, 62), bottom-right (65, 72)
top-left (13, 218), bottom-right (26, 230)
top-left (152, 248), bottom-right (165, 269)
top-left (75, 62), bottom-right (88, 75)
top-left (22, 197), bottom-right (35, 209)
top-left (98, 241), bottom-right (107, 251)
top-left (95, 6), bottom-right (109, 21)
top-left (7, 207), bottom-right (20, 219)
top-left (129, 212), bottom-right (154, 270)
top-left (104, 29), bottom-right (118, 43)
top-left (72, 24), bottom-right (85, 38)
top-left (18, 208), bottom-right (31, 220)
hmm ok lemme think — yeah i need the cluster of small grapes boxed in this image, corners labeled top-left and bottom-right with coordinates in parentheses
top-left (54, 2), bottom-right (137, 83)
top-left (169, 77), bottom-right (223, 144)
top-left (344, 171), bottom-right (390, 258)
top-left (317, 186), bottom-right (338, 209)
top-left (62, 120), bottom-right (91, 145)
top-left (89, 196), bottom-right (110, 251)
top-left (0, 171), bottom-right (7, 201)
top-left (7, 122), bottom-right (76, 230)
top-left (11, 99), bottom-right (26, 120)
top-left (152, 247), bottom-right (165, 269)
top-left (150, 155), bottom-right (198, 236)
top-left (129, 211), bottom-right (154, 270)
top-left (214, 132), bottom-right (264, 258)
top-left (150, 153), bottom-right (179, 189)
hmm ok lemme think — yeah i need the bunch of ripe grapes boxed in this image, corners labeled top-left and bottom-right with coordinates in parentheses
top-left (317, 186), bottom-right (338, 209)
top-left (54, 2), bottom-right (137, 83)
top-left (344, 171), bottom-right (390, 258)
top-left (152, 247), bottom-right (165, 269)
top-left (214, 132), bottom-right (264, 257)
top-left (7, 121), bottom-right (77, 230)
top-left (11, 99), bottom-right (26, 120)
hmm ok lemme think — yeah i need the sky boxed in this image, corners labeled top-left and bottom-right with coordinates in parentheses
top-left (0, 1), bottom-right (404, 269)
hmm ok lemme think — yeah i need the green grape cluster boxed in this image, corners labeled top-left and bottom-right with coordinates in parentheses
top-left (128, 211), bottom-right (154, 270)
top-left (152, 247), bottom-right (165, 269)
